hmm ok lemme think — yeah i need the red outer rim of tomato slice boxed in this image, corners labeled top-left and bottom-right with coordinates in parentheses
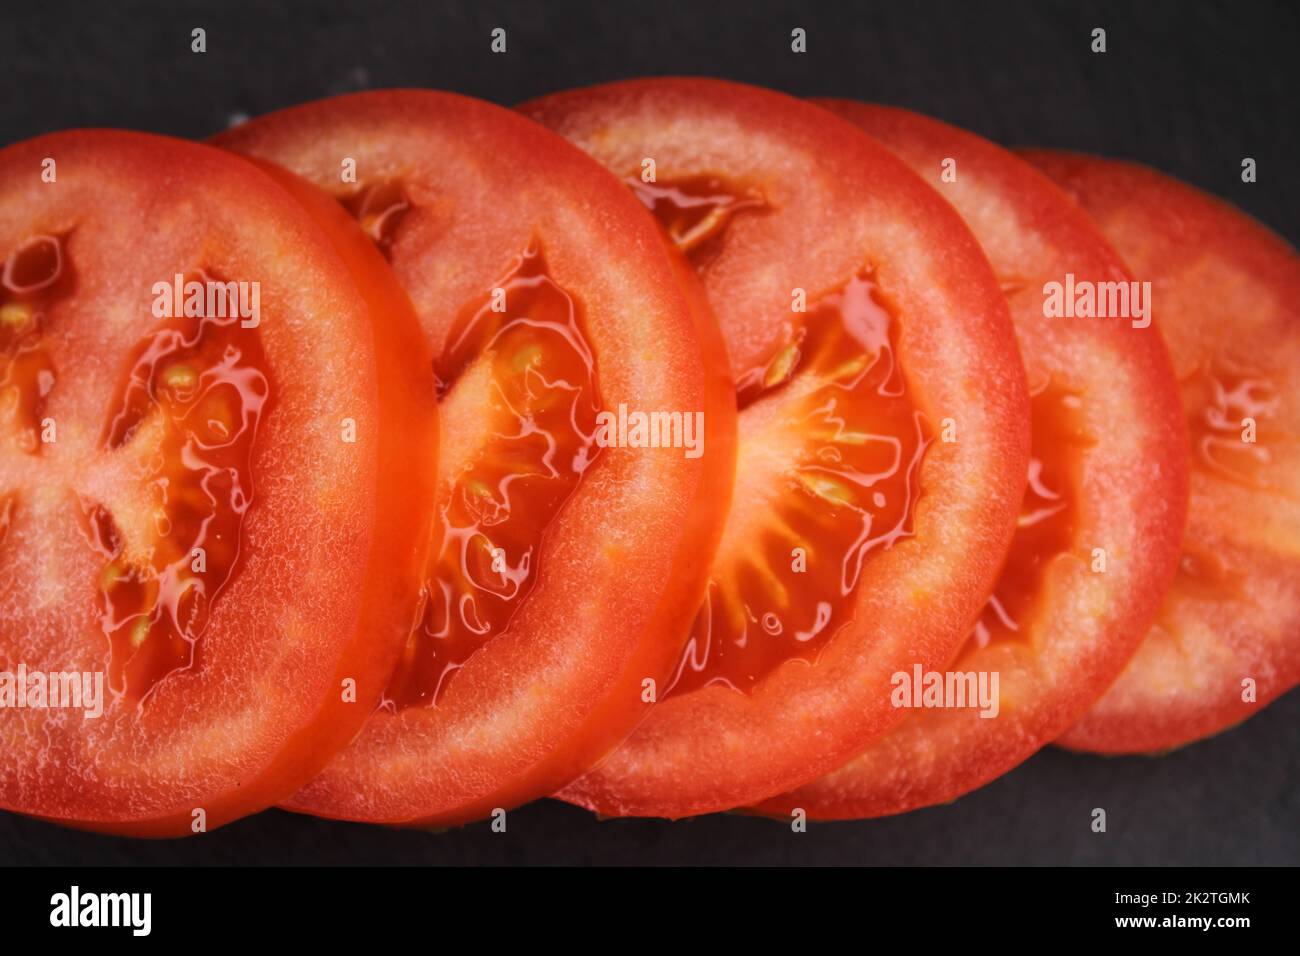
top-left (1024, 149), bottom-right (1300, 755)
top-left (522, 78), bottom-right (1031, 818)
top-left (0, 130), bottom-right (439, 836)
top-left (753, 105), bottom-right (1189, 820)
top-left (215, 90), bottom-right (738, 826)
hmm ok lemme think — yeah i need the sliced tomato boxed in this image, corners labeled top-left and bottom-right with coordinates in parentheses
top-left (215, 90), bottom-right (737, 826)
top-left (1024, 150), bottom-right (1300, 753)
top-left (521, 78), bottom-right (1031, 817)
top-left (0, 130), bottom-right (439, 836)
top-left (755, 105), bottom-right (1188, 819)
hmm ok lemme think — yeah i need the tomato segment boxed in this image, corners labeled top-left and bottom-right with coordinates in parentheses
top-left (386, 244), bottom-right (601, 709)
top-left (216, 90), bottom-right (737, 827)
top-left (525, 79), bottom-right (1030, 819)
top-left (0, 130), bottom-right (439, 836)
top-left (670, 268), bottom-right (928, 696)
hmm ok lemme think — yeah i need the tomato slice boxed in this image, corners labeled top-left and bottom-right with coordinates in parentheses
top-left (522, 79), bottom-right (1031, 817)
top-left (215, 90), bottom-right (737, 826)
top-left (755, 105), bottom-right (1188, 819)
top-left (0, 131), bottom-right (439, 835)
top-left (1024, 150), bottom-right (1300, 753)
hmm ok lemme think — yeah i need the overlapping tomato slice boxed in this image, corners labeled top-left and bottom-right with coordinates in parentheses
top-left (0, 131), bottom-right (439, 835)
top-left (522, 79), bottom-right (1031, 817)
top-left (756, 105), bottom-right (1188, 819)
top-left (1025, 151), bottom-right (1300, 753)
top-left (216, 90), bottom-right (737, 826)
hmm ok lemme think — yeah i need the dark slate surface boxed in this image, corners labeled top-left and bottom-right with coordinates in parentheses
top-left (0, 0), bottom-right (1296, 865)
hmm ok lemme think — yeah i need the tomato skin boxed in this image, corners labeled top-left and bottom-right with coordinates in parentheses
top-left (0, 131), bottom-right (439, 836)
top-left (217, 90), bottom-right (738, 826)
top-left (751, 105), bottom-right (1188, 821)
top-left (524, 79), bottom-right (1031, 818)
top-left (1025, 150), bottom-right (1300, 755)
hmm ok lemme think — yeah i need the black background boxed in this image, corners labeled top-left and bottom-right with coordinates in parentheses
top-left (1, 0), bottom-right (1297, 865)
